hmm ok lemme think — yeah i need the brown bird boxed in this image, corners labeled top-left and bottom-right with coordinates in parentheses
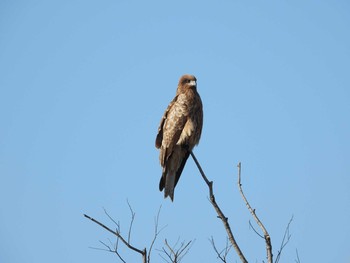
top-left (155, 74), bottom-right (203, 201)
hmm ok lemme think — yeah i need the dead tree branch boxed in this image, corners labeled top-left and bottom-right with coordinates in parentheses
top-left (85, 205), bottom-right (168, 263)
top-left (275, 216), bottom-right (293, 263)
top-left (84, 213), bottom-right (147, 263)
top-left (148, 206), bottom-right (167, 263)
top-left (210, 236), bottom-right (232, 263)
top-left (249, 220), bottom-right (264, 239)
top-left (98, 239), bottom-right (127, 263)
top-left (237, 162), bottom-right (273, 263)
top-left (126, 199), bottom-right (136, 244)
top-left (295, 249), bottom-right (300, 263)
top-left (190, 150), bottom-right (248, 263)
top-left (159, 238), bottom-right (193, 263)
top-left (85, 154), bottom-right (294, 262)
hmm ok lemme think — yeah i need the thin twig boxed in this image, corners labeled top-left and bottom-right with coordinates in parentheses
top-left (210, 239), bottom-right (224, 262)
top-left (237, 162), bottom-right (273, 263)
top-left (161, 238), bottom-right (193, 263)
top-left (295, 249), bottom-right (300, 263)
top-left (98, 239), bottom-right (127, 263)
top-left (249, 220), bottom-right (264, 239)
top-left (103, 208), bottom-right (120, 228)
top-left (114, 235), bottom-right (127, 263)
top-left (210, 236), bottom-right (231, 263)
top-left (102, 208), bottom-right (135, 262)
top-left (224, 237), bottom-right (232, 260)
top-left (164, 239), bottom-right (176, 260)
top-left (89, 241), bottom-right (112, 252)
top-left (126, 199), bottom-right (136, 244)
top-left (177, 240), bottom-right (193, 262)
top-left (275, 216), bottom-right (293, 263)
top-left (159, 246), bottom-right (172, 263)
top-left (148, 206), bottom-right (167, 263)
top-left (190, 151), bottom-right (248, 263)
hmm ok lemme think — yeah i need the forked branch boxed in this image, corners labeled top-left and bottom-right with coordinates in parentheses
top-left (210, 236), bottom-right (232, 263)
top-left (275, 216), bottom-right (293, 263)
top-left (159, 238), bottom-right (193, 263)
top-left (237, 162), bottom-right (273, 263)
top-left (148, 206), bottom-right (167, 263)
top-left (85, 203), bottom-right (195, 263)
top-left (84, 213), bottom-right (147, 262)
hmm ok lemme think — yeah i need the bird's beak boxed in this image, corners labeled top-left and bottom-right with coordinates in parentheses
top-left (189, 80), bottom-right (197, 87)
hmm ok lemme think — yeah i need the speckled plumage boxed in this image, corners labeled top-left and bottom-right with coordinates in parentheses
top-left (155, 74), bottom-right (203, 201)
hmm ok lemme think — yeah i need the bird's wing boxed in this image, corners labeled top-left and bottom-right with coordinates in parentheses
top-left (156, 94), bottom-right (189, 166)
top-left (155, 96), bottom-right (177, 149)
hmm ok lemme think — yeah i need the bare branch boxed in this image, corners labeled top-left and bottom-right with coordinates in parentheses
top-left (159, 246), bottom-right (172, 263)
top-left (210, 236), bottom-right (232, 263)
top-left (165, 239), bottom-right (177, 260)
top-left (98, 239), bottom-right (127, 263)
top-left (224, 237), bottom-right (233, 260)
top-left (177, 240), bottom-right (193, 262)
top-left (89, 241), bottom-right (112, 252)
top-left (126, 199), bottom-right (136, 244)
top-left (148, 206), bottom-right (167, 263)
top-left (103, 208), bottom-right (120, 228)
top-left (237, 162), bottom-right (273, 263)
top-left (249, 220), bottom-right (264, 239)
top-left (103, 206), bottom-right (129, 261)
top-left (295, 249), bottom-right (301, 263)
top-left (159, 238), bottom-right (193, 263)
top-left (84, 213), bottom-right (147, 263)
top-left (190, 151), bottom-right (248, 263)
top-left (275, 216), bottom-right (293, 263)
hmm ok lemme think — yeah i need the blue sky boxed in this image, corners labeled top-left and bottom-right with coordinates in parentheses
top-left (1, 1), bottom-right (349, 262)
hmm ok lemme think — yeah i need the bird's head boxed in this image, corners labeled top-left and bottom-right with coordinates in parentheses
top-left (177, 74), bottom-right (197, 94)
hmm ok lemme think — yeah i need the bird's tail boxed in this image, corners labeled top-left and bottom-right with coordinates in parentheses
top-left (163, 171), bottom-right (175, 201)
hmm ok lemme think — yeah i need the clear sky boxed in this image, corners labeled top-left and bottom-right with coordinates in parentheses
top-left (1, 1), bottom-right (349, 262)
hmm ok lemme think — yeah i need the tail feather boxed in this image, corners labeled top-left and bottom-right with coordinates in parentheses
top-left (159, 176), bottom-right (165, 191)
top-left (158, 147), bottom-right (190, 202)
top-left (164, 171), bottom-right (175, 201)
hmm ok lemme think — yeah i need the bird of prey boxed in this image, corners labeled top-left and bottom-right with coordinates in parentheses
top-left (155, 74), bottom-right (203, 201)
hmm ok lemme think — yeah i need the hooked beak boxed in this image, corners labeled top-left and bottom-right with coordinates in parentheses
top-left (189, 80), bottom-right (197, 87)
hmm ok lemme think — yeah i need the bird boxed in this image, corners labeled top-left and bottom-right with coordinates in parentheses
top-left (155, 74), bottom-right (203, 201)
